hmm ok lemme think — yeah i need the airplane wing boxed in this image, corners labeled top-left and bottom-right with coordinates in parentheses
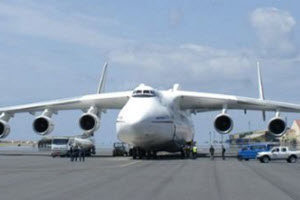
top-left (178, 91), bottom-right (300, 113)
top-left (0, 91), bottom-right (131, 116)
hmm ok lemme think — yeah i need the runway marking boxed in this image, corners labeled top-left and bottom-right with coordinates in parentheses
top-left (119, 160), bottom-right (143, 168)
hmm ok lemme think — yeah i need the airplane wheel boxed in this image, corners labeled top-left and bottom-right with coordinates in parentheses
top-left (132, 148), bottom-right (137, 159)
top-left (180, 149), bottom-right (185, 159)
top-left (138, 148), bottom-right (146, 159)
top-left (137, 148), bottom-right (143, 159)
top-left (146, 150), bottom-right (151, 159)
top-left (153, 150), bottom-right (157, 159)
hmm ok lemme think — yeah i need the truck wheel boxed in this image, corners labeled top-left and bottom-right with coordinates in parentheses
top-left (262, 156), bottom-right (270, 163)
top-left (237, 156), bottom-right (243, 161)
top-left (245, 158), bottom-right (249, 161)
top-left (288, 156), bottom-right (297, 163)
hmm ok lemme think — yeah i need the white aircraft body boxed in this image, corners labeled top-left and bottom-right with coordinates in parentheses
top-left (1, 63), bottom-right (300, 158)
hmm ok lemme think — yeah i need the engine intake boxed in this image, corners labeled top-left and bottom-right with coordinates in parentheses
top-left (33, 116), bottom-right (54, 136)
top-left (268, 117), bottom-right (287, 137)
top-left (0, 120), bottom-right (10, 139)
top-left (79, 113), bottom-right (100, 133)
top-left (214, 114), bottom-right (233, 134)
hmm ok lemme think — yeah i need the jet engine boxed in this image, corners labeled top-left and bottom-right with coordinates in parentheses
top-left (33, 115), bottom-right (54, 136)
top-left (79, 113), bottom-right (100, 133)
top-left (0, 120), bottom-right (10, 139)
top-left (268, 117), bottom-right (287, 137)
top-left (214, 114), bottom-right (233, 134)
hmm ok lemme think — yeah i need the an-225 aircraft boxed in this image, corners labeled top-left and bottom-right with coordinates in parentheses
top-left (0, 63), bottom-right (299, 159)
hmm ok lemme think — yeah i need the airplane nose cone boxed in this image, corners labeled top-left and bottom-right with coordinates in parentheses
top-left (118, 111), bottom-right (152, 137)
top-left (117, 111), bottom-right (173, 147)
top-left (116, 98), bottom-right (174, 147)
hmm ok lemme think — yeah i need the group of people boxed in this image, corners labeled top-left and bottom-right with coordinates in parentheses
top-left (69, 145), bottom-right (86, 162)
top-left (209, 145), bottom-right (226, 160)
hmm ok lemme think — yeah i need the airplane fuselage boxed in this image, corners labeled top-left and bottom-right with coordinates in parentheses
top-left (116, 89), bottom-right (194, 152)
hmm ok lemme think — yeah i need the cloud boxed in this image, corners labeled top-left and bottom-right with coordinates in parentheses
top-left (0, 2), bottom-right (299, 93)
top-left (168, 8), bottom-right (184, 27)
top-left (0, 1), bottom-right (132, 50)
top-left (250, 7), bottom-right (297, 58)
top-left (108, 43), bottom-right (253, 88)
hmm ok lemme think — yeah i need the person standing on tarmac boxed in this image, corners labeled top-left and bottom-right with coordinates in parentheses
top-left (74, 145), bottom-right (79, 162)
top-left (78, 145), bottom-right (82, 162)
top-left (80, 146), bottom-right (85, 162)
top-left (69, 145), bottom-right (74, 162)
top-left (209, 145), bottom-right (215, 160)
top-left (79, 146), bottom-right (85, 162)
top-left (192, 146), bottom-right (198, 159)
top-left (222, 145), bottom-right (226, 160)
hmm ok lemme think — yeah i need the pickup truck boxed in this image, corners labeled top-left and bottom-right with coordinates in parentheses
top-left (257, 146), bottom-right (300, 163)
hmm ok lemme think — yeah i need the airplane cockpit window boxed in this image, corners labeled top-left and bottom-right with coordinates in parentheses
top-left (132, 90), bottom-right (156, 97)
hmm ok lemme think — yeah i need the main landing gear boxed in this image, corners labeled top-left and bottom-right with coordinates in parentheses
top-left (131, 147), bottom-right (157, 160)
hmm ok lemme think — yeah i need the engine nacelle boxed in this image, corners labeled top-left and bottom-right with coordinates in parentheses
top-left (0, 120), bottom-right (11, 139)
top-left (33, 116), bottom-right (54, 136)
top-left (214, 114), bottom-right (233, 134)
top-left (268, 117), bottom-right (287, 137)
top-left (79, 113), bottom-right (100, 133)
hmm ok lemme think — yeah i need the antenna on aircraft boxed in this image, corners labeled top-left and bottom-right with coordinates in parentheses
top-left (97, 62), bottom-right (108, 94)
top-left (257, 61), bottom-right (266, 121)
top-left (257, 61), bottom-right (265, 100)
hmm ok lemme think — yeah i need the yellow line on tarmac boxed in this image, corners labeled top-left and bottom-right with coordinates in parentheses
top-left (119, 160), bottom-right (143, 168)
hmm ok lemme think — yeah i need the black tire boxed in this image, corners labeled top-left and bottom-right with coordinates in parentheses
top-left (138, 150), bottom-right (144, 159)
top-left (180, 149), bottom-right (185, 159)
top-left (245, 158), bottom-right (249, 161)
top-left (288, 155), bottom-right (297, 163)
top-left (262, 156), bottom-right (270, 163)
top-left (237, 156), bottom-right (243, 161)
top-left (132, 148), bottom-right (137, 159)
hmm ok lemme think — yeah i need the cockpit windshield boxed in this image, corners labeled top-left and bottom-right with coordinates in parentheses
top-left (132, 90), bottom-right (156, 97)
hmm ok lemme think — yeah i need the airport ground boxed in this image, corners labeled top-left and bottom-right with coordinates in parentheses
top-left (1, 151), bottom-right (300, 200)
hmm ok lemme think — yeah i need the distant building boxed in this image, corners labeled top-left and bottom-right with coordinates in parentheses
top-left (229, 120), bottom-right (300, 147)
top-left (281, 120), bottom-right (300, 147)
top-left (229, 130), bottom-right (278, 145)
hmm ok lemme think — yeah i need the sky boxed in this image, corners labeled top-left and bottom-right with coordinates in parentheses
top-left (1, 0), bottom-right (300, 145)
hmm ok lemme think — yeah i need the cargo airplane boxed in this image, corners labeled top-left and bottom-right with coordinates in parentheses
top-left (0, 63), bottom-right (299, 158)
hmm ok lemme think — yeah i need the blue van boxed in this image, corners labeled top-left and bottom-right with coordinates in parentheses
top-left (237, 143), bottom-right (276, 161)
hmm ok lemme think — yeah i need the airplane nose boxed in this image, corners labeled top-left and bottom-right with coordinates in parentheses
top-left (116, 98), bottom-right (174, 146)
top-left (126, 112), bottom-right (149, 127)
top-left (117, 111), bottom-right (173, 146)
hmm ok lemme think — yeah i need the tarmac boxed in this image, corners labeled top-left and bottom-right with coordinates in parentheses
top-left (1, 153), bottom-right (300, 200)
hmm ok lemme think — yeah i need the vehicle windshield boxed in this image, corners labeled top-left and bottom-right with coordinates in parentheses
top-left (132, 90), bottom-right (156, 97)
top-left (114, 143), bottom-right (124, 147)
top-left (52, 139), bottom-right (69, 145)
top-left (242, 147), bottom-right (248, 151)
